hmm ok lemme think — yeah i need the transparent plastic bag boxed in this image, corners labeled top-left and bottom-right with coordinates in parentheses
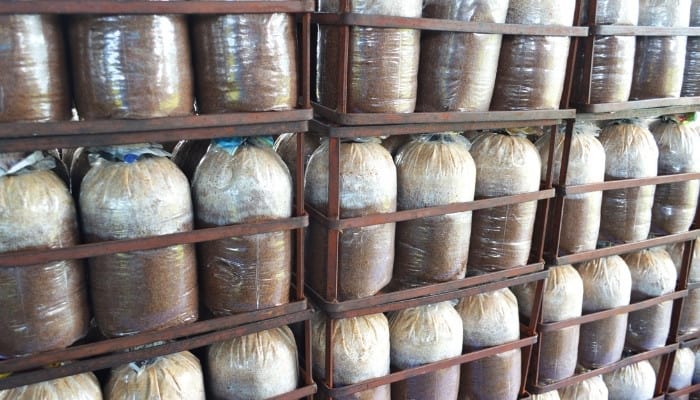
top-left (682, 1), bottom-right (700, 96)
top-left (192, 138), bottom-right (293, 315)
top-left (0, 15), bottom-right (71, 122)
top-left (491, 0), bottom-right (576, 110)
top-left (0, 372), bottom-right (101, 400)
top-left (191, 10), bottom-right (297, 112)
top-left (171, 140), bottom-right (211, 182)
top-left (68, 14), bottom-right (194, 119)
top-left (468, 132), bottom-right (541, 272)
top-left (598, 121), bottom-right (659, 243)
top-left (622, 248), bottom-right (677, 351)
top-left (312, 312), bottom-right (390, 399)
top-left (576, 255), bottom-right (632, 368)
top-left (0, 152), bottom-right (88, 357)
top-left (316, 0), bottom-right (422, 113)
top-left (630, 0), bottom-right (692, 99)
top-left (458, 348), bottom-right (522, 400)
top-left (392, 134), bottom-right (475, 290)
top-left (389, 302), bottom-right (462, 400)
top-left (668, 238), bottom-right (700, 283)
top-left (274, 132), bottom-right (323, 192)
top-left (650, 118), bottom-right (700, 234)
top-left (681, 288), bottom-right (700, 335)
top-left (456, 288), bottom-right (520, 350)
top-left (105, 351), bottom-right (205, 400)
top-left (650, 347), bottom-right (695, 392)
top-left (305, 139), bottom-right (397, 300)
top-left (207, 326), bottom-right (299, 399)
top-left (602, 361), bottom-right (656, 400)
top-left (512, 265), bottom-right (583, 383)
top-left (416, 0), bottom-right (509, 112)
top-left (80, 148), bottom-right (197, 337)
top-left (536, 125), bottom-right (605, 254)
top-left (558, 375), bottom-right (608, 400)
top-left (574, 1), bottom-right (638, 104)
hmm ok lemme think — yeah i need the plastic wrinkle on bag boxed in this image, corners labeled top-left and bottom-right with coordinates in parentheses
top-left (682, 1), bottom-right (700, 96)
top-left (207, 326), bottom-right (299, 399)
top-left (391, 133), bottom-right (475, 290)
top-left (316, 0), bottom-right (422, 113)
top-left (0, 151), bottom-right (89, 358)
top-left (574, 0), bottom-right (639, 104)
top-left (68, 13), bottom-right (194, 119)
top-left (0, 372), bottom-right (102, 400)
top-left (491, 0), bottom-right (576, 110)
top-left (305, 139), bottom-right (397, 300)
top-left (536, 124), bottom-right (605, 254)
top-left (192, 10), bottom-right (298, 112)
top-left (649, 117), bottom-right (700, 235)
top-left (630, 0), bottom-right (692, 100)
top-left (79, 147), bottom-right (198, 337)
top-left (192, 138), bottom-right (293, 316)
top-left (0, 15), bottom-right (71, 123)
top-left (576, 255), bottom-right (632, 369)
top-left (389, 302), bottom-right (463, 400)
top-left (416, 0), bottom-right (509, 112)
top-left (467, 132), bottom-right (541, 273)
top-left (598, 120), bottom-right (659, 244)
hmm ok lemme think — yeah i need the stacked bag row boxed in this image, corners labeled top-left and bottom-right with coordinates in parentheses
top-left (311, 287), bottom-right (525, 400)
top-left (0, 3), bottom-right (298, 123)
top-left (0, 137), bottom-right (303, 399)
top-left (542, 117), bottom-right (700, 254)
top-left (0, 325), bottom-right (300, 399)
top-left (303, 131), bottom-right (543, 301)
top-left (316, 0), bottom-right (577, 112)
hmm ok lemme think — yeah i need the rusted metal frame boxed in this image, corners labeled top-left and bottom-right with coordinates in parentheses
top-left (656, 350), bottom-right (677, 396)
top-left (523, 278), bottom-right (546, 395)
top-left (666, 383), bottom-right (700, 398)
top-left (0, 216), bottom-right (308, 268)
top-left (311, 13), bottom-right (588, 36)
top-left (545, 120), bottom-right (575, 261)
top-left (303, 320), bottom-right (314, 399)
top-left (528, 344), bottom-right (677, 393)
top-left (312, 102), bottom-right (575, 126)
top-left (680, 335), bottom-right (700, 348)
top-left (553, 230), bottom-right (700, 266)
top-left (295, 135), bottom-right (307, 301)
top-left (0, 110), bottom-right (312, 138)
top-left (310, 115), bottom-right (566, 137)
top-left (577, 99), bottom-right (700, 114)
top-left (317, 335), bottom-right (538, 398)
top-left (678, 329), bottom-right (700, 343)
top-left (306, 189), bottom-right (555, 231)
top-left (560, 173), bottom-right (700, 195)
top-left (539, 290), bottom-right (688, 333)
top-left (0, 121), bottom-right (310, 153)
top-left (0, 300), bottom-right (307, 374)
top-left (267, 384), bottom-right (318, 400)
top-left (593, 25), bottom-right (700, 36)
top-left (309, 269), bottom-right (548, 319)
top-left (301, 12), bottom-right (312, 109)
top-left (0, 0), bottom-right (316, 14)
top-left (0, 308), bottom-right (313, 390)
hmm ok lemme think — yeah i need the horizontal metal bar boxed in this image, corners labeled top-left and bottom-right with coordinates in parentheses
top-left (666, 383), bottom-right (700, 399)
top-left (539, 290), bottom-right (688, 332)
top-left (0, 1), bottom-right (315, 14)
top-left (680, 336), bottom-right (700, 348)
top-left (559, 173), bottom-right (700, 195)
top-left (313, 103), bottom-right (575, 127)
top-left (312, 13), bottom-right (588, 36)
top-left (528, 344), bottom-right (678, 393)
top-left (306, 190), bottom-right (555, 231)
top-left (0, 110), bottom-right (312, 138)
top-left (0, 215), bottom-right (308, 267)
top-left (593, 25), bottom-right (700, 37)
top-left (0, 301), bottom-right (307, 373)
top-left (310, 268), bottom-right (548, 319)
top-left (0, 121), bottom-right (310, 153)
top-left (677, 330), bottom-right (700, 343)
top-left (0, 308), bottom-right (313, 390)
top-left (318, 336), bottom-right (538, 398)
top-left (576, 99), bottom-right (700, 116)
top-left (310, 118), bottom-right (565, 138)
top-left (267, 384), bottom-right (318, 400)
top-left (553, 230), bottom-right (700, 266)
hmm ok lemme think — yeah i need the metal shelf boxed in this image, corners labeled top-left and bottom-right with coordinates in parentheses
top-left (0, 1), bottom-right (315, 14)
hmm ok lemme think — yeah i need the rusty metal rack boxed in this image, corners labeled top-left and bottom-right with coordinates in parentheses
top-left (312, 268), bottom-right (548, 399)
top-left (574, 0), bottom-right (700, 113)
top-left (0, 1), bottom-right (316, 398)
top-left (310, 0), bottom-right (586, 127)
